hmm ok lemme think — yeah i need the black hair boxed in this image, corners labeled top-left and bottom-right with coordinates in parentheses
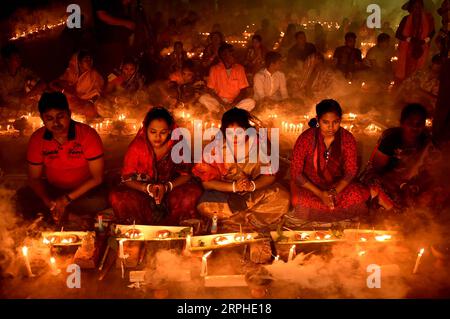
top-left (143, 106), bottom-right (175, 130)
top-left (432, 54), bottom-right (444, 65)
top-left (122, 56), bottom-right (138, 67)
top-left (345, 32), bottom-right (357, 40)
top-left (210, 31), bottom-right (224, 41)
top-left (220, 107), bottom-right (253, 135)
top-left (252, 35), bottom-right (262, 42)
top-left (295, 31), bottom-right (306, 39)
top-left (78, 49), bottom-right (93, 61)
top-left (1, 44), bottom-right (20, 59)
top-left (265, 51), bottom-right (282, 69)
top-left (286, 23), bottom-right (296, 34)
top-left (377, 33), bottom-right (390, 44)
top-left (400, 103), bottom-right (427, 124)
top-left (38, 91), bottom-right (70, 114)
top-left (181, 60), bottom-right (195, 71)
top-left (218, 43), bottom-right (234, 57)
top-left (308, 99), bottom-right (343, 128)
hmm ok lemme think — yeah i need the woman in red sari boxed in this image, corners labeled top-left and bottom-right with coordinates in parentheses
top-left (290, 99), bottom-right (370, 222)
top-left (395, 0), bottom-right (435, 81)
top-left (110, 107), bottom-right (202, 225)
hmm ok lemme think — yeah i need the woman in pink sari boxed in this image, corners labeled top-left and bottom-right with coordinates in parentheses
top-left (110, 107), bottom-right (202, 225)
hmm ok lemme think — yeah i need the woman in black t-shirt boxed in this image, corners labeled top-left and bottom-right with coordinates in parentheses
top-left (361, 103), bottom-right (439, 211)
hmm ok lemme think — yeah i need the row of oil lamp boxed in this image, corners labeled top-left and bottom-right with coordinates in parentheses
top-left (10, 19), bottom-right (66, 41)
top-left (300, 20), bottom-right (341, 30)
top-left (19, 227), bottom-right (426, 279)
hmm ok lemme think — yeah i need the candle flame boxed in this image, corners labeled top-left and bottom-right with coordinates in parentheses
top-left (375, 234), bottom-right (392, 242)
top-left (50, 257), bottom-right (56, 264)
top-left (22, 246), bottom-right (28, 256)
top-left (203, 251), bottom-right (212, 260)
top-left (360, 237), bottom-right (367, 242)
top-left (418, 248), bottom-right (425, 256)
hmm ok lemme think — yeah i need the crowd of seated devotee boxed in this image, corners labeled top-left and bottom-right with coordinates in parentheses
top-left (12, 91), bottom-right (447, 231)
top-left (0, 0), bottom-right (444, 121)
top-left (1, 0), bottom-right (448, 232)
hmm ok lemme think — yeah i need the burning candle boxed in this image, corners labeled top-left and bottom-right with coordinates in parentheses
top-left (412, 248), bottom-right (425, 274)
top-left (288, 245), bottom-right (296, 262)
top-left (185, 234), bottom-right (191, 251)
top-left (50, 257), bottom-right (60, 276)
top-left (119, 239), bottom-right (127, 259)
top-left (375, 234), bottom-right (392, 242)
top-left (201, 251), bottom-right (212, 277)
top-left (119, 239), bottom-right (128, 279)
top-left (390, 56), bottom-right (398, 62)
top-left (98, 215), bottom-right (104, 232)
top-left (22, 246), bottom-right (34, 277)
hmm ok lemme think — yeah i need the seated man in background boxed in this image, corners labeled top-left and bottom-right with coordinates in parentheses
top-left (16, 92), bottom-right (108, 228)
top-left (0, 44), bottom-right (46, 118)
top-left (287, 31), bottom-right (317, 67)
top-left (199, 44), bottom-right (255, 114)
top-left (333, 32), bottom-right (363, 79)
top-left (253, 51), bottom-right (288, 103)
top-left (168, 60), bottom-right (205, 106)
top-left (364, 33), bottom-right (395, 85)
top-left (364, 33), bottom-right (394, 74)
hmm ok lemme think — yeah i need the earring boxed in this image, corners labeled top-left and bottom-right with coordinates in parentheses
top-left (316, 122), bottom-right (320, 128)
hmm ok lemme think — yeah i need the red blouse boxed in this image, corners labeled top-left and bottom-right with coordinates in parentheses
top-left (291, 127), bottom-right (358, 189)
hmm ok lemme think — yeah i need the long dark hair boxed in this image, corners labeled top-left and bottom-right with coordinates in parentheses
top-left (143, 107), bottom-right (175, 130)
top-left (308, 99), bottom-right (343, 128)
top-left (220, 107), bottom-right (254, 135)
top-left (400, 103), bottom-right (427, 125)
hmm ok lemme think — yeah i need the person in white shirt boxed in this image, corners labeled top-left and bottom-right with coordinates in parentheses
top-left (253, 51), bottom-right (289, 102)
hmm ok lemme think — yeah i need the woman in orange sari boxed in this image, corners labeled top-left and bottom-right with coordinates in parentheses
top-left (395, 0), bottom-right (435, 81)
top-left (192, 108), bottom-right (290, 231)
